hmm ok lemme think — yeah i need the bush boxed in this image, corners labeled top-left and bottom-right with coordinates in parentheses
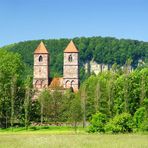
top-left (87, 112), bottom-right (107, 133)
top-left (133, 107), bottom-right (146, 130)
top-left (105, 113), bottom-right (133, 133)
top-left (140, 118), bottom-right (148, 131)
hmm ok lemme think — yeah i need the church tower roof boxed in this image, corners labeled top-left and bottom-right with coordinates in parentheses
top-left (34, 41), bottom-right (48, 54)
top-left (64, 40), bottom-right (79, 53)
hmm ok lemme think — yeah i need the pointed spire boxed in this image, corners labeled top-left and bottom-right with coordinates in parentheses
top-left (64, 40), bottom-right (79, 53)
top-left (34, 41), bottom-right (48, 54)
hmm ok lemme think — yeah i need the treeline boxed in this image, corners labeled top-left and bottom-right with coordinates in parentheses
top-left (0, 49), bottom-right (25, 128)
top-left (0, 49), bottom-right (82, 128)
top-left (82, 66), bottom-right (148, 133)
top-left (34, 67), bottom-right (148, 133)
top-left (0, 49), bottom-right (148, 133)
top-left (1, 36), bottom-right (148, 79)
top-left (81, 67), bottom-right (148, 117)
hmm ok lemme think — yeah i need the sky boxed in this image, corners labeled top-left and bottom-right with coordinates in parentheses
top-left (0, 0), bottom-right (148, 47)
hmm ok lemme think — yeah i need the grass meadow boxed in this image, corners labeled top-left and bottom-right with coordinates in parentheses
top-left (0, 127), bottom-right (148, 148)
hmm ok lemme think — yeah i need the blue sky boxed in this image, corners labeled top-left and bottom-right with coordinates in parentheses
top-left (0, 0), bottom-right (148, 47)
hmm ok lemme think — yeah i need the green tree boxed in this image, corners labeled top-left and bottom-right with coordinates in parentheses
top-left (0, 50), bottom-right (24, 128)
top-left (80, 83), bottom-right (87, 127)
top-left (24, 76), bottom-right (33, 130)
top-left (69, 94), bottom-right (82, 132)
top-left (38, 89), bottom-right (51, 124)
top-left (10, 75), bottom-right (17, 130)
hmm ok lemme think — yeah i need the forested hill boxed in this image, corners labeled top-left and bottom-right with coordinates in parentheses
top-left (1, 36), bottom-right (148, 77)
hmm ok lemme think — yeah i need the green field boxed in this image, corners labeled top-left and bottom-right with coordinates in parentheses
top-left (0, 127), bottom-right (148, 148)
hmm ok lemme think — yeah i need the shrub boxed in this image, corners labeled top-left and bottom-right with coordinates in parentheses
top-left (133, 107), bottom-right (146, 130)
top-left (88, 112), bottom-right (107, 133)
top-left (105, 113), bottom-right (133, 133)
top-left (140, 118), bottom-right (148, 131)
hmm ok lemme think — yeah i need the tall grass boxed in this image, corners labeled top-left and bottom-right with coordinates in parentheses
top-left (0, 126), bottom-right (148, 147)
top-left (0, 133), bottom-right (148, 148)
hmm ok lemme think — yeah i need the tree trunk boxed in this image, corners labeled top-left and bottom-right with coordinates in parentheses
top-left (24, 89), bottom-right (30, 130)
top-left (74, 120), bottom-right (77, 133)
top-left (95, 81), bottom-right (101, 113)
top-left (81, 85), bottom-right (87, 128)
top-left (140, 74), bottom-right (145, 105)
top-left (41, 103), bottom-right (43, 125)
top-left (11, 76), bottom-right (17, 130)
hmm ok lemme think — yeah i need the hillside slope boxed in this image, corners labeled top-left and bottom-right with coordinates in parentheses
top-left (1, 37), bottom-right (148, 78)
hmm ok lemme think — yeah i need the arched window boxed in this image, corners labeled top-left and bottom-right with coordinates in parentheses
top-left (39, 55), bottom-right (43, 62)
top-left (35, 80), bottom-right (42, 89)
top-left (68, 55), bottom-right (72, 62)
top-left (65, 80), bottom-right (71, 88)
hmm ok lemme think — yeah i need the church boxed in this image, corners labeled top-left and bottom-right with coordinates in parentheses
top-left (33, 40), bottom-right (79, 92)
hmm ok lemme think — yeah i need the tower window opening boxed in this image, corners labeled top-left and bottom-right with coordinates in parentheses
top-left (39, 55), bottom-right (43, 62)
top-left (68, 55), bottom-right (72, 62)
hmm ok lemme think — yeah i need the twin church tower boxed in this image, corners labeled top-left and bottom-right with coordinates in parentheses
top-left (33, 40), bottom-right (79, 92)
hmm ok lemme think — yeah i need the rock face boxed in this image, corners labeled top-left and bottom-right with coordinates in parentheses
top-left (84, 60), bottom-right (110, 75)
top-left (84, 60), bottom-right (134, 75)
top-left (63, 41), bottom-right (79, 92)
top-left (33, 41), bottom-right (49, 90)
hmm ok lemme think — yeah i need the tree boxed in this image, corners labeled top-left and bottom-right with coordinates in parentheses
top-left (123, 59), bottom-right (132, 112)
top-left (24, 76), bottom-right (33, 130)
top-left (80, 84), bottom-right (87, 128)
top-left (51, 90), bottom-right (63, 123)
top-left (69, 94), bottom-right (82, 132)
top-left (106, 72), bottom-right (115, 117)
top-left (140, 70), bottom-right (147, 105)
top-left (0, 50), bottom-right (24, 128)
top-left (38, 89), bottom-right (51, 124)
top-left (95, 80), bottom-right (101, 113)
top-left (10, 75), bottom-right (17, 130)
